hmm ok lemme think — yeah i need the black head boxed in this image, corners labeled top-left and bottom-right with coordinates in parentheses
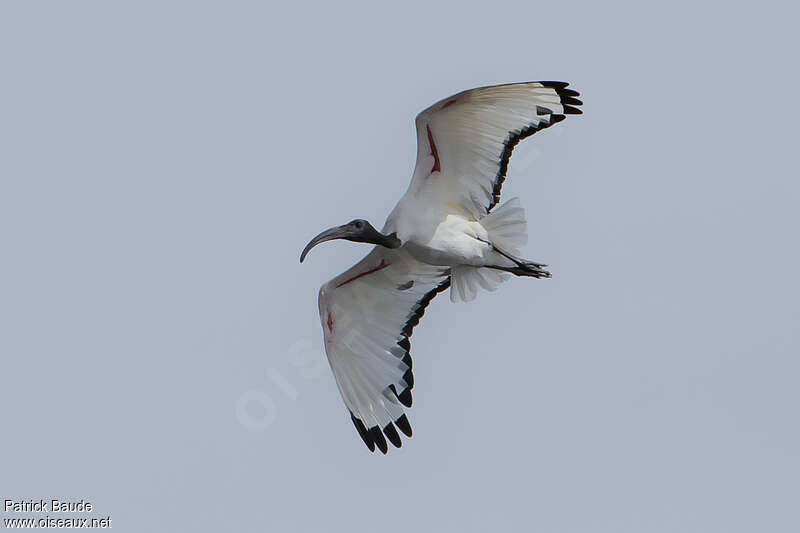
top-left (300, 219), bottom-right (401, 263)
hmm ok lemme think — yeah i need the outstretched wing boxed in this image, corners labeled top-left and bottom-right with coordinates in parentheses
top-left (318, 247), bottom-right (450, 453)
top-left (408, 81), bottom-right (582, 218)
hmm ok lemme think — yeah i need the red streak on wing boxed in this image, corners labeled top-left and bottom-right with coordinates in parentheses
top-left (441, 98), bottom-right (458, 109)
top-left (336, 259), bottom-right (390, 288)
top-left (426, 124), bottom-right (441, 174)
top-left (326, 310), bottom-right (334, 334)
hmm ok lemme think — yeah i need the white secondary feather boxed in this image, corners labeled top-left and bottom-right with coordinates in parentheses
top-left (318, 247), bottom-right (448, 452)
top-left (397, 81), bottom-right (580, 223)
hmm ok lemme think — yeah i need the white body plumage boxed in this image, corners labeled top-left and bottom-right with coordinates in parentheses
top-left (303, 81), bottom-right (582, 453)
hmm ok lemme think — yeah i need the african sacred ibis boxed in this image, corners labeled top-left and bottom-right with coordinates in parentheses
top-left (300, 81), bottom-right (582, 453)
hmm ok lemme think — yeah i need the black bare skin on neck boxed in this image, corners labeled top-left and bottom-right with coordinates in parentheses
top-left (378, 231), bottom-right (401, 249)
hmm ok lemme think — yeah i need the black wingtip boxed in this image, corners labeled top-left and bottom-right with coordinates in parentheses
top-left (395, 414), bottom-right (413, 437)
top-left (536, 105), bottom-right (552, 116)
top-left (383, 423), bottom-right (402, 448)
top-left (397, 388), bottom-right (413, 408)
top-left (403, 369), bottom-right (414, 389)
top-left (351, 413), bottom-right (375, 452)
top-left (369, 426), bottom-right (388, 454)
top-left (540, 80), bottom-right (569, 89)
top-left (538, 81), bottom-right (584, 115)
top-left (486, 81), bottom-right (582, 212)
top-left (402, 353), bottom-right (413, 369)
top-left (561, 96), bottom-right (583, 106)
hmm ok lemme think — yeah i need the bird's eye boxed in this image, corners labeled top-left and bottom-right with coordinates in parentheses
top-left (354, 221), bottom-right (364, 229)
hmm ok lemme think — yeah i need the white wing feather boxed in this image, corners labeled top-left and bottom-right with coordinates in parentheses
top-left (318, 247), bottom-right (449, 452)
top-left (403, 81), bottom-right (582, 220)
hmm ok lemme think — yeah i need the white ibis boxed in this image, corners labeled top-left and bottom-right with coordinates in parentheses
top-left (300, 81), bottom-right (582, 453)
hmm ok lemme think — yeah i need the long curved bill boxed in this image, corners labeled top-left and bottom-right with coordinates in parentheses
top-left (300, 226), bottom-right (348, 263)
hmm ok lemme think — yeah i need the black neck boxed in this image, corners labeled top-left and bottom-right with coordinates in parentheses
top-left (377, 232), bottom-right (401, 249)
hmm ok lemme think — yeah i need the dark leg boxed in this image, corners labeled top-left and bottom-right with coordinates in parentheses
top-left (487, 264), bottom-right (551, 279)
top-left (489, 244), bottom-right (551, 278)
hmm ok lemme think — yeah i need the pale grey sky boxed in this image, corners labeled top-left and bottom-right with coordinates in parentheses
top-left (1, 1), bottom-right (798, 532)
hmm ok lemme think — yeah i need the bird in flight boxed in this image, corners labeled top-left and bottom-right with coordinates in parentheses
top-left (300, 81), bottom-right (582, 453)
